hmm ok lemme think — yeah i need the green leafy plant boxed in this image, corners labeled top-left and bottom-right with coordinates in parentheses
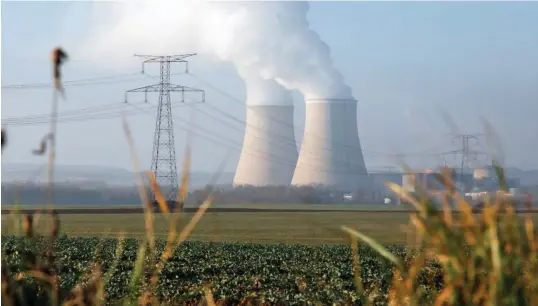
top-left (2, 235), bottom-right (439, 305)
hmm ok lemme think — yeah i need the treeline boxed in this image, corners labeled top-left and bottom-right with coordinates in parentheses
top-left (1, 183), bottom-right (141, 206)
top-left (192, 185), bottom-right (379, 205)
top-left (1, 183), bottom-right (379, 206)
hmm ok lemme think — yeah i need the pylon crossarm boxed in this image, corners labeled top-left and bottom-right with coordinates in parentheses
top-left (125, 84), bottom-right (162, 103)
top-left (168, 84), bottom-right (203, 92)
top-left (168, 84), bottom-right (205, 103)
top-left (134, 54), bottom-right (196, 61)
top-left (134, 54), bottom-right (196, 73)
top-left (133, 55), bottom-right (162, 61)
top-left (126, 84), bottom-right (161, 93)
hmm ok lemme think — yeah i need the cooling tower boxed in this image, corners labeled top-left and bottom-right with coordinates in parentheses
top-left (233, 79), bottom-right (298, 186)
top-left (291, 99), bottom-right (368, 190)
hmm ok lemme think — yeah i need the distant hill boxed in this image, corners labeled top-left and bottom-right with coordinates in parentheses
top-left (1, 164), bottom-right (235, 189)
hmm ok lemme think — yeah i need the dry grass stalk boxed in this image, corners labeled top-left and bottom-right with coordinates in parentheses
top-left (342, 225), bottom-right (403, 271)
top-left (121, 117), bottom-right (155, 251)
top-left (177, 146), bottom-right (191, 205)
top-left (2, 47), bottom-right (224, 306)
top-left (147, 170), bottom-right (170, 215)
top-left (1, 127), bottom-right (6, 153)
top-left (350, 235), bottom-right (363, 296)
top-left (204, 285), bottom-right (217, 306)
top-left (345, 164), bottom-right (538, 305)
top-left (51, 47), bottom-right (68, 98)
top-left (145, 146), bottom-right (228, 304)
top-left (121, 117), bottom-right (226, 304)
top-left (32, 133), bottom-right (53, 156)
top-left (45, 47), bottom-right (68, 224)
top-left (177, 194), bottom-right (216, 245)
top-left (147, 148), bottom-right (191, 294)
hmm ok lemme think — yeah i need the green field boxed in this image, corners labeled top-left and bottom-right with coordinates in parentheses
top-left (1, 203), bottom-right (410, 211)
top-left (4, 208), bottom-right (536, 245)
top-left (1, 236), bottom-right (420, 304)
top-left (2, 211), bottom-right (414, 244)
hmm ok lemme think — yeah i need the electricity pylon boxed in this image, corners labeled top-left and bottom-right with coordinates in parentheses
top-left (125, 54), bottom-right (205, 202)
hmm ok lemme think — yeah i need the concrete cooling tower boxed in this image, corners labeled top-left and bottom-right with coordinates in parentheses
top-left (233, 79), bottom-right (298, 186)
top-left (291, 99), bottom-right (368, 191)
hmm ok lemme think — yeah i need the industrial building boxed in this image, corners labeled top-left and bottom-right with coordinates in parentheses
top-left (291, 99), bottom-right (369, 191)
top-left (233, 79), bottom-right (298, 186)
top-left (401, 168), bottom-right (473, 193)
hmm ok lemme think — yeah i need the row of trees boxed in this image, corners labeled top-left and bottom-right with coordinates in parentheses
top-left (192, 185), bottom-right (353, 205)
top-left (1, 183), bottom-right (141, 205)
top-left (1, 183), bottom-right (381, 205)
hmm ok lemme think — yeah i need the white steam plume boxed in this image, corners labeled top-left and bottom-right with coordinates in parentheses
top-left (241, 69), bottom-right (293, 106)
top-left (79, 0), bottom-right (352, 102)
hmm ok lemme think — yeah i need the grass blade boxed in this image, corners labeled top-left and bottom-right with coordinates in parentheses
top-left (342, 225), bottom-right (403, 270)
top-left (204, 285), bottom-right (217, 306)
top-left (350, 235), bottom-right (364, 296)
top-left (385, 181), bottom-right (420, 211)
top-left (127, 239), bottom-right (147, 304)
top-left (103, 232), bottom-right (126, 286)
top-left (176, 147), bottom-right (191, 205)
top-left (177, 194), bottom-right (215, 245)
top-left (121, 117), bottom-right (154, 250)
top-left (146, 170), bottom-right (169, 215)
top-left (492, 161), bottom-right (508, 192)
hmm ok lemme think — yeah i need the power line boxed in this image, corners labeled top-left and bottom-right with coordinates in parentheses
top-left (2, 104), bottom-right (159, 126)
top-left (2, 72), bottom-right (185, 89)
top-left (130, 99), bottom-right (371, 177)
top-left (140, 102), bottom-right (371, 177)
top-left (187, 73), bottom-right (442, 159)
top-left (3, 68), bottom-right (441, 160)
top-left (2, 73), bottom-right (140, 89)
top-left (127, 102), bottom-right (306, 173)
top-left (1, 98), bottom-right (397, 178)
top-left (2, 103), bottom-right (127, 122)
top-left (1, 102), bottom-right (165, 126)
top-left (3, 70), bottom-right (443, 168)
top-left (3, 96), bottom-right (440, 163)
top-left (145, 73), bottom-right (380, 169)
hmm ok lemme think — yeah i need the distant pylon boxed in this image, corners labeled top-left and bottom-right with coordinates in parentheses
top-left (441, 133), bottom-right (487, 179)
top-left (125, 54), bottom-right (205, 202)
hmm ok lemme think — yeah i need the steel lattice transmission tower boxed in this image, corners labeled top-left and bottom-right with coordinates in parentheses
top-left (125, 54), bottom-right (205, 202)
top-left (441, 133), bottom-right (487, 179)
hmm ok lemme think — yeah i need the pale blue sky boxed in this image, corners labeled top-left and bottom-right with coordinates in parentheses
top-left (2, 1), bottom-right (538, 173)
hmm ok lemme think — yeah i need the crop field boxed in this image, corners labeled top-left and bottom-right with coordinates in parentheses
top-left (3, 210), bottom-right (537, 245)
top-left (3, 207), bottom-right (537, 304)
top-left (1, 211), bottom-right (413, 244)
top-left (1, 236), bottom-right (425, 304)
